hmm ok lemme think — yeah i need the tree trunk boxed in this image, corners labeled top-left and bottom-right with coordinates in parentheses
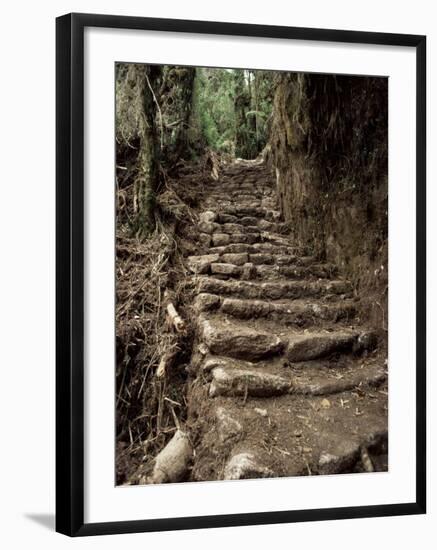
top-left (173, 67), bottom-right (196, 160)
top-left (234, 70), bottom-right (251, 158)
top-left (135, 65), bottom-right (161, 237)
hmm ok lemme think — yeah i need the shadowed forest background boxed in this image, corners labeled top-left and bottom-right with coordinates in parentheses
top-left (115, 63), bottom-right (388, 484)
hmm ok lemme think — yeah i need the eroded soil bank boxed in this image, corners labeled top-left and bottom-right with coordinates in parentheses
top-left (269, 74), bottom-right (388, 332)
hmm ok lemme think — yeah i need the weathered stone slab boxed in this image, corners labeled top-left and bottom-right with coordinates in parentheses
top-left (200, 318), bottom-right (284, 360)
top-left (221, 223), bottom-right (256, 234)
top-left (240, 216), bottom-right (259, 226)
top-left (213, 243), bottom-right (252, 254)
top-left (286, 332), bottom-right (357, 362)
top-left (250, 252), bottom-right (297, 266)
top-left (258, 219), bottom-right (274, 231)
top-left (198, 233), bottom-right (211, 247)
top-left (217, 213), bottom-right (238, 223)
top-left (211, 263), bottom-right (241, 276)
top-left (212, 233), bottom-right (231, 246)
top-left (198, 278), bottom-right (351, 301)
top-left (187, 254), bottom-right (220, 274)
top-left (198, 221), bottom-right (220, 234)
top-left (194, 293), bottom-right (221, 313)
top-left (241, 262), bottom-right (257, 280)
top-left (293, 365), bottom-right (387, 395)
top-left (220, 297), bottom-right (356, 323)
top-left (249, 253), bottom-right (276, 265)
top-left (199, 210), bottom-right (217, 224)
top-left (209, 366), bottom-right (291, 397)
top-left (229, 232), bottom-right (259, 244)
top-left (221, 253), bottom-right (249, 266)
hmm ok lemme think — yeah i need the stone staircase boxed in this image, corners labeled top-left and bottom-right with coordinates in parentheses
top-left (186, 161), bottom-right (388, 481)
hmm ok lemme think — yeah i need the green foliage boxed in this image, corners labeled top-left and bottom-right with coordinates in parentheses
top-left (116, 62), bottom-right (275, 165)
top-left (190, 68), bottom-right (237, 154)
top-left (189, 67), bottom-right (274, 159)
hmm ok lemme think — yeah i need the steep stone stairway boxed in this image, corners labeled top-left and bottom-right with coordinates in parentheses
top-left (186, 161), bottom-right (388, 481)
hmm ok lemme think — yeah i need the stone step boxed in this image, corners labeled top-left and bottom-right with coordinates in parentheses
top-left (196, 277), bottom-right (352, 301)
top-left (212, 219), bottom-right (286, 233)
top-left (215, 222), bottom-right (260, 234)
top-left (218, 205), bottom-right (281, 220)
top-left (214, 213), bottom-right (239, 224)
top-left (217, 253), bottom-right (250, 266)
top-left (199, 317), bottom-right (284, 360)
top-left (209, 366), bottom-right (292, 397)
top-left (205, 199), bottom-right (271, 210)
top-left (199, 354), bottom-right (274, 374)
top-left (286, 330), bottom-right (376, 361)
top-left (194, 261), bottom-right (338, 281)
top-left (208, 359), bottom-right (385, 399)
top-left (198, 330), bottom-right (376, 376)
top-left (198, 220), bottom-right (277, 235)
top-left (209, 230), bottom-right (293, 247)
top-left (219, 297), bottom-right (356, 324)
top-left (255, 264), bottom-right (338, 280)
top-left (237, 194), bottom-right (275, 203)
top-left (209, 242), bottom-right (301, 256)
top-left (211, 232), bottom-right (261, 247)
top-left (187, 254), bottom-right (221, 274)
top-left (197, 252), bottom-right (318, 273)
top-left (247, 253), bottom-right (315, 266)
top-left (208, 190), bottom-right (274, 200)
top-left (292, 363), bottom-right (387, 395)
top-left (199, 211), bottom-right (218, 224)
top-left (209, 262), bottom-right (244, 278)
top-left (216, 213), bottom-right (281, 226)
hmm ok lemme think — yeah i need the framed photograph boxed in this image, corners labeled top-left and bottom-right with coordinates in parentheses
top-left (56, 13), bottom-right (426, 536)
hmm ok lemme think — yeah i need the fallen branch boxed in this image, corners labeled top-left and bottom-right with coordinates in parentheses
top-left (166, 302), bottom-right (185, 332)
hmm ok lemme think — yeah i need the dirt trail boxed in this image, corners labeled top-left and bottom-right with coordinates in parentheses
top-left (180, 160), bottom-right (388, 482)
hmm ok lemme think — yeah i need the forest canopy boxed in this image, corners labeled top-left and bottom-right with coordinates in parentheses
top-left (116, 64), bottom-right (273, 159)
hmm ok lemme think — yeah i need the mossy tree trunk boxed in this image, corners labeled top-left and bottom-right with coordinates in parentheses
top-left (158, 66), bottom-right (196, 163)
top-left (135, 65), bottom-right (161, 237)
top-left (173, 67), bottom-right (195, 160)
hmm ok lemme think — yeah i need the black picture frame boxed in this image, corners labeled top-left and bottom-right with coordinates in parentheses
top-left (56, 12), bottom-right (426, 537)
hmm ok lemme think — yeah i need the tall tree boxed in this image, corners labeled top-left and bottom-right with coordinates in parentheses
top-left (159, 66), bottom-right (196, 163)
top-left (135, 65), bottom-right (161, 236)
top-left (234, 70), bottom-right (251, 158)
top-left (173, 67), bottom-right (195, 160)
top-left (115, 63), bottom-right (161, 236)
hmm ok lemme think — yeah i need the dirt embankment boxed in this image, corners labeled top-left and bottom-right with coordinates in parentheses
top-left (269, 74), bottom-right (388, 333)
